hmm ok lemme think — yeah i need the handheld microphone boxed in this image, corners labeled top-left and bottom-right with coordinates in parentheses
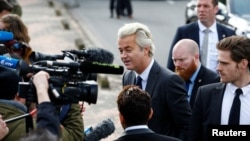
top-left (84, 119), bottom-right (115, 141)
top-left (32, 60), bottom-right (124, 75)
top-left (62, 47), bottom-right (114, 64)
top-left (0, 31), bottom-right (14, 42)
top-left (0, 55), bottom-right (29, 76)
top-left (0, 55), bottom-right (19, 69)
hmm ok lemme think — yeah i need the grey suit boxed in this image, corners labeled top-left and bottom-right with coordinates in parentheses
top-left (123, 61), bottom-right (191, 140)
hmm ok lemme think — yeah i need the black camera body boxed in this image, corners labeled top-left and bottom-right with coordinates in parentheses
top-left (18, 50), bottom-right (100, 105)
top-left (18, 65), bottom-right (98, 105)
top-left (16, 47), bottom-right (123, 105)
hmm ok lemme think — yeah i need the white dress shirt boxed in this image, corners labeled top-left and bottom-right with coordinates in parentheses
top-left (198, 21), bottom-right (219, 72)
top-left (221, 83), bottom-right (250, 125)
top-left (135, 59), bottom-right (154, 91)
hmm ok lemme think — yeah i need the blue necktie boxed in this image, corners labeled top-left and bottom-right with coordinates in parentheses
top-left (135, 76), bottom-right (142, 89)
top-left (228, 88), bottom-right (242, 125)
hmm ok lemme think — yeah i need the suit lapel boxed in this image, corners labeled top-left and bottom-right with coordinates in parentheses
top-left (210, 83), bottom-right (227, 124)
top-left (190, 22), bottom-right (200, 46)
top-left (146, 61), bottom-right (160, 97)
top-left (216, 23), bottom-right (227, 40)
top-left (123, 71), bottom-right (136, 86)
top-left (193, 22), bottom-right (200, 45)
top-left (190, 65), bottom-right (206, 107)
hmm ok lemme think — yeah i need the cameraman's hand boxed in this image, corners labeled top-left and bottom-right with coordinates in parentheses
top-left (32, 71), bottom-right (50, 104)
top-left (79, 101), bottom-right (86, 116)
top-left (0, 115), bottom-right (9, 140)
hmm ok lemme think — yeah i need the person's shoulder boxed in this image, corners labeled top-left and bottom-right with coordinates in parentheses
top-left (153, 133), bottom-right (182, 141)
top-left (173, 22), bottom-right (199, 36)
top-left (199, 82), bottom-right (222, 91)
top-left (201, 67), bottom-right (220, 82)
top-left (217, 22), bottom-right (235, 33)
top-left (202, 66), bottom-right (218, 76)
top-left (177, 21), bottom-right (198, 30)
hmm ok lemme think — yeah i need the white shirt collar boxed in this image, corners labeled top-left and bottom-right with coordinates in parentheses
top-left (136, 59), bottom-right (154, 82)
top-left (198, 20), bottom-right (217, 33)
top-left (125, 125), bottom-right (148, 131)
top-left (227, 83), bottom-right (250, 97)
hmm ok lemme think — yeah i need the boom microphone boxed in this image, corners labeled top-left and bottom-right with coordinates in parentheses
top-left (79, 61), bottom-right (124, 74)
top-left (0, 31), bottom-right (14, 42)
top-left (62, 47), bottom-right (114, 63)
top-left (33, 60), bottom-right (80, 68)
top-left (32, 60), bottom-right (124, 75)
top-left (84, 119), bottom-right (115, 141)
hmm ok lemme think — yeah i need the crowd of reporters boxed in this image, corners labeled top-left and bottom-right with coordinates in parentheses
top-left (1, 0), bottom-right (250, 141)
top-left (0, 0), bottom-right (84, 140)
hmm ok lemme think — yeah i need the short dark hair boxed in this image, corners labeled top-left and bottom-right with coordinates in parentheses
top-left (212, 0), bottom-right (219, 6)
top-left (216, 36), bottom-right (250, 69)
top-left (0, 0), bottom-right (13, 12)
top-left (117, 85), bottom-right (151, 127)
top-left (0, 66), bottom-right (20, 100)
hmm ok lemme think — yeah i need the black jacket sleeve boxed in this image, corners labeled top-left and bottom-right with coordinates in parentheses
top-left (36, 102), bottom-right (60, 136)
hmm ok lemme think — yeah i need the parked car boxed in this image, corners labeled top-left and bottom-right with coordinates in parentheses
top-left (225, 0), bottom-right (250, 22)
top-left (185, 0), bottom-right (250, 38)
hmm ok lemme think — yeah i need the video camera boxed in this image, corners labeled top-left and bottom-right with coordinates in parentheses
top-left (17, 47), bottom-right (124, 105)
top-left (0, 31), bottom-right (124, 105)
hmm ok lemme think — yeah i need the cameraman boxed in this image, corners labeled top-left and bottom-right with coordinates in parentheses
top-left (32, 71), bottom-right (60, 137)
top-left (31, 71), bottom-right (84, 141)
top-left (0, 66), bottom-right (84, 141)
top-left (18, 71), bottom-right (60, 141)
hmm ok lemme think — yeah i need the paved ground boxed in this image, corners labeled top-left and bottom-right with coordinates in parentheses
top-left (19, 0), bottom-right (123, 140)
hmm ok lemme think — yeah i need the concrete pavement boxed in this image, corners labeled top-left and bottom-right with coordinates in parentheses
top-left (19, 0), bottom-right (123, 140)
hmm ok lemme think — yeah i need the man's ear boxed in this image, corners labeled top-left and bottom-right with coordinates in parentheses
top-left (148, 108), bottom-right (153, 120)
top-left (240, 59), bottom-right (249, 69)
top-left (194, 53), bottom-right (200, 60)
top-left (143, 46), bottom-right (150, 56)
top-left (119, 113), bottom-right (124, 123)
top-left (119, 113), bottom-right (126, 129)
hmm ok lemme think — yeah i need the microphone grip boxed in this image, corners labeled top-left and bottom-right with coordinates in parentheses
top-left (0, 31), bottom-right (14, 42)
top-left (0, 55), bottom-right (19, 69)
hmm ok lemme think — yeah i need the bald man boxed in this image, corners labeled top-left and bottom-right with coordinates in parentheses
top-left (172, 39), bottom-right (220, 108)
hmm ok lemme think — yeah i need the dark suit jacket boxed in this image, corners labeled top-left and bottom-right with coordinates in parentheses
top-left (189, 65), bottom-right (220, 109)
top-left (114, 128), bottom-right (182, 141)
top-left (122, 61), bottom-right (191, 140)
top-left (167, 21), bottom-right (235, 71)
top-left (188, 82), bottom-right (227, 141)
